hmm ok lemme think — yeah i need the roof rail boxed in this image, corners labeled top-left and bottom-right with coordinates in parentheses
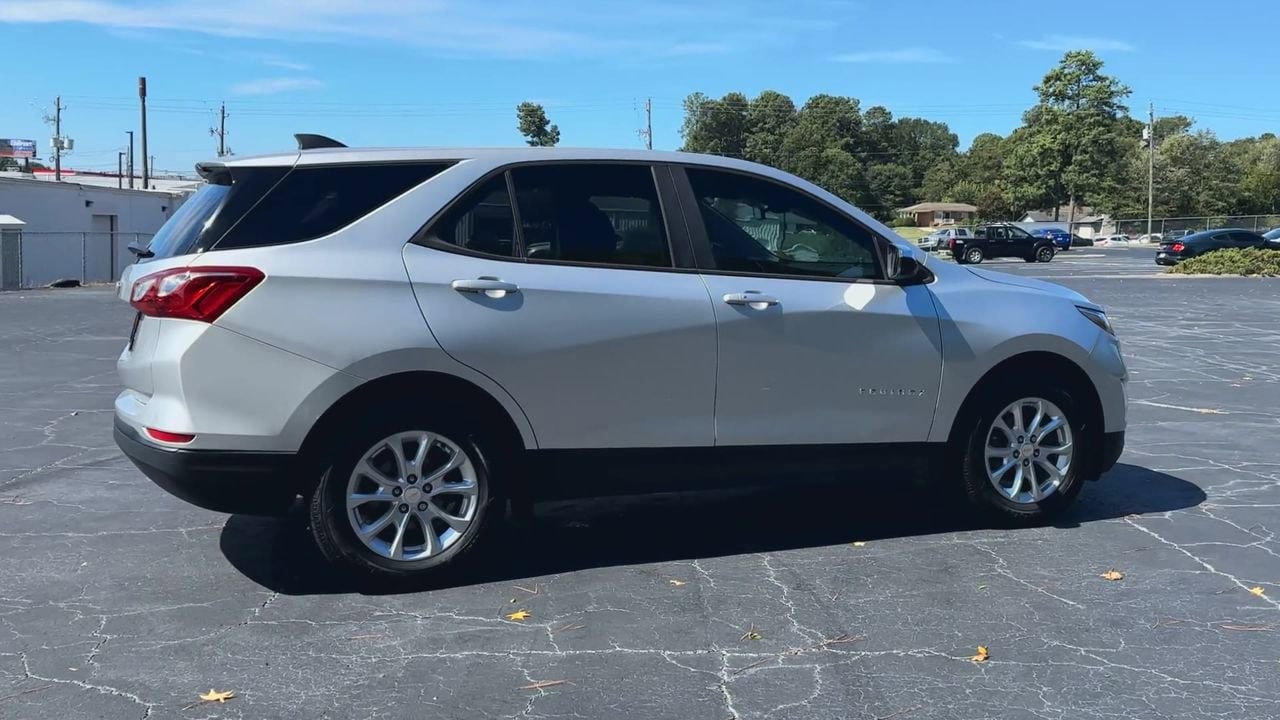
top-left (294, 133), bottom-right (347, 150)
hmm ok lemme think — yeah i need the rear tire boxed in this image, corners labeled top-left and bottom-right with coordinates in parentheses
top-left (958, 379), bottom-right (1088, 524)
top-left (308, 410), bottom-right (501, 582)
top-left (965, 247), bottom-right (984, 264)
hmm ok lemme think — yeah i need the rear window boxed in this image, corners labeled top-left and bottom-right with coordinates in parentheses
top-left (143, 162), bottom-right (449, 259)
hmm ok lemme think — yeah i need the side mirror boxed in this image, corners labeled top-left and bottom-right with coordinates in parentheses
top-left (884, 244), bottom-right (922, 282)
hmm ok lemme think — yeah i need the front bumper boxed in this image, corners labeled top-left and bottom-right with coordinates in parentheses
top-left (114, 418), bottom-right (299, 516)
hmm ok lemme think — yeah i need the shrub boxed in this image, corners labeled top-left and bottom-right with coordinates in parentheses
top-left (888, 216), bottom-right (918, 228)
top-left (1167, 247), bottom-right (1280, 276)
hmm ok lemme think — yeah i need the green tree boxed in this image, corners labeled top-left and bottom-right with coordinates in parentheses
top-left (679, 92), bottom-right (749, 157)
top-left (744, 91), bottom-right (797, 168)
top-left (1004, 50), bottom-right (1132, 220)
top-left (516, 102), bottom-right (560, 147)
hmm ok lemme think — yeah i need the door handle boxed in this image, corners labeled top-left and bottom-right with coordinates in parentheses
top-left (723, 292), bottom-right (779, 308)
top-left (451, 278), bottom-right (519, 296)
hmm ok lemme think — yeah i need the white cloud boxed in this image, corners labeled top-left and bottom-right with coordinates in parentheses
top-left (1018, 35), bottom-right (1135, 52)
top-left (0, 0), bottom-right (837, 58)
top-left (229, 77), bottom-right (324, 96)
top-left (664, 42), bottom-right (732, 56)
top-left (260, 56), bottom-right (309, 71)
top-left (832, 48), bottom-right (950, 64)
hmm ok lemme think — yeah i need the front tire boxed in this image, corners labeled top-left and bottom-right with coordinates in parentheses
top-left (1036, 246), bottom-right (1055, 263)
top-left (308, 413), bottom-right (499, 582)
top-left (959, 382), bottom-right (1087, 524)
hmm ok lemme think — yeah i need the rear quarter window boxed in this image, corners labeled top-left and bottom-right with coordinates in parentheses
top-left (215, 163), bottom-right (451, 250)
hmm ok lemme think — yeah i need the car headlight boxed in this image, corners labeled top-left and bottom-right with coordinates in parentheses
top-left (1077, 306), bottom-right (1114, 336)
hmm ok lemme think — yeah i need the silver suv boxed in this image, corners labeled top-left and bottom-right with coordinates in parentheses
top-left (114, 138), bottom-right (1127, 581)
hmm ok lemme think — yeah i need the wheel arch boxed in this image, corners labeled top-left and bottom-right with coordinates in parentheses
top-left (945, 351), bottom-right (1105, 476)
top-left (295, 371), bottom-right (531, 491)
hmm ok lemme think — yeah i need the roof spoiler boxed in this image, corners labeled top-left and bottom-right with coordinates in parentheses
top-left (295, 133), bottom-right (347, 150)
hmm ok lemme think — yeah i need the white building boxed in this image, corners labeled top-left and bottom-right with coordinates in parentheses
top-left (0, 173), bottom-right (194, 289)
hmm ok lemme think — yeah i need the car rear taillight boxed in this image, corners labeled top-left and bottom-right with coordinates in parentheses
top-left (949, 238), bottom-right (956, 249)
top-left (1171, 242), bottom-right (1185, 253)
top-left (129, 266), bottom-right (264, 322)
top-left (145, 428), bottom-right (196, 444)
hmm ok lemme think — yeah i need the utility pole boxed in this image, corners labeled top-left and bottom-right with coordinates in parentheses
top-left (53, 96), bottom-right (63, 181)
top-left (139, 76), bottom-right (149, 190)
top-left (637, 98), bottom-right (653, 150)
top-left (210, 101), bottom-right (230, 157)
top-left (1145, 102), bottom-right (1155, 242)
top-left (117, 151), bottom-right (124, 188)
top-left (126, 131), bottom-right (135, 189)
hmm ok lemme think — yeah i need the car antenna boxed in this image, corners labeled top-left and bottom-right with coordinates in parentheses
top-left (295, 133), bottom-right (347, 150)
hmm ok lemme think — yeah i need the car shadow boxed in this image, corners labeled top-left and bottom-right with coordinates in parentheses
top-left (219, 462), bottom-right (1205, 596)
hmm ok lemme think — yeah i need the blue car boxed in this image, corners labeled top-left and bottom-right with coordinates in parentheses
top-left (1030, 227), bottom-right (1072, 250)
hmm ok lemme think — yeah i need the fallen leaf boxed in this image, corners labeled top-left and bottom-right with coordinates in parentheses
top-left (506, 609), bottom-right (532, 621)
top-left (196, 689), bottom-right (235, 705)
top-left (519, 679), bottom-right (572, 691)
top-left (971, 646), bottom-right (990, 663)
top-left (669, 579), bottom-right (687, 586)
top-left (740, 624), bottom-right (763, 641)
top-left (1249, 586), bottom-right (1266, 597)
top-left (1101, 569), bottom-right (1125, 581)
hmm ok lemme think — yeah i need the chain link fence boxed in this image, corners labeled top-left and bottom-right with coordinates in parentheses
top-left (1109, 215), bottom-right (1280, 239)
top-left (0, 231), bottom-right (153, 290)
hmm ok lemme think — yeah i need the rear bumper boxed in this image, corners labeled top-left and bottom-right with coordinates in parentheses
top-left (114, 418), bottom-right (298, 516)
top-left (1100, 430), bottom-right (1125, 476)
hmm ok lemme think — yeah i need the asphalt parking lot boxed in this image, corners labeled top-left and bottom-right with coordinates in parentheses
top-left (2, 252), bottom-right (1278, 719)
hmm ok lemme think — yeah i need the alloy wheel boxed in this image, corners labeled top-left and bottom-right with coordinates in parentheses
top-left (984, 397), bottom-right (1073, 504)
top-left (345, 431), bottom-right (480, 561)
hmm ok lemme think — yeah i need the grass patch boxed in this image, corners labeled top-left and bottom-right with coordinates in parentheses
top-left (1167, 247), bottom-right (1280, 276)
top-left (894, 227), bottom-right (931, 240)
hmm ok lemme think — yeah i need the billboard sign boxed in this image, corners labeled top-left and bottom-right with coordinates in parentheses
top-left (0, 139), bottom-right (38, 159)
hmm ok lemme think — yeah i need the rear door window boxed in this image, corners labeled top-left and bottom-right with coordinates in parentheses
top-left (509, 164), bottom-right (672, 268)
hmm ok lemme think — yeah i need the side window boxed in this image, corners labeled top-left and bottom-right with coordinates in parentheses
top-left (991, 227), bottom-right (1008, 241)
top-left (1229, 231), bottom-right (1262, 246)
top-left (509, 164), bottom-right (671, 268)
top-left (217, 163), bottom-right (450, 250)
top-left (685, 168), bottom-right (882, 280)
top-left (428, 175), bottom-right (517, 257)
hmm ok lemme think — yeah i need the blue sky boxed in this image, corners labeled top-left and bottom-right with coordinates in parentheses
top-left (1, 0), bottom-right (1277, 176)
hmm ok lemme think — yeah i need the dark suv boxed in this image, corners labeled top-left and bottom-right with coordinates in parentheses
top-left (951, 224), bottom-right (1057, 264)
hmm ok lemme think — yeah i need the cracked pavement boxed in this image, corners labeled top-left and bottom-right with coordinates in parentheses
top-left (1, 259), bottom-right (1278, 719)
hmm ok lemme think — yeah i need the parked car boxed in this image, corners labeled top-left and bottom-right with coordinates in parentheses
top-left (1135, 233), bottom-right (1163, 244)
top-left (1030, 227), bottom-right (1072, 250)
top-left (1155, 228), bottom-right (1269, 265)
top-left (113, 139), bottom-right (1126, 581)
top-left (1071, 234), bottom-right (1094, 247)
top-left (1165, 229), bottom-right (1195, 242)
top-left (917, 227), bottom-right (971, 252)
top-left (950, 223), bottom-right (1058, 264)
top-left (1097, 234), bottom-right (1129, 245)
